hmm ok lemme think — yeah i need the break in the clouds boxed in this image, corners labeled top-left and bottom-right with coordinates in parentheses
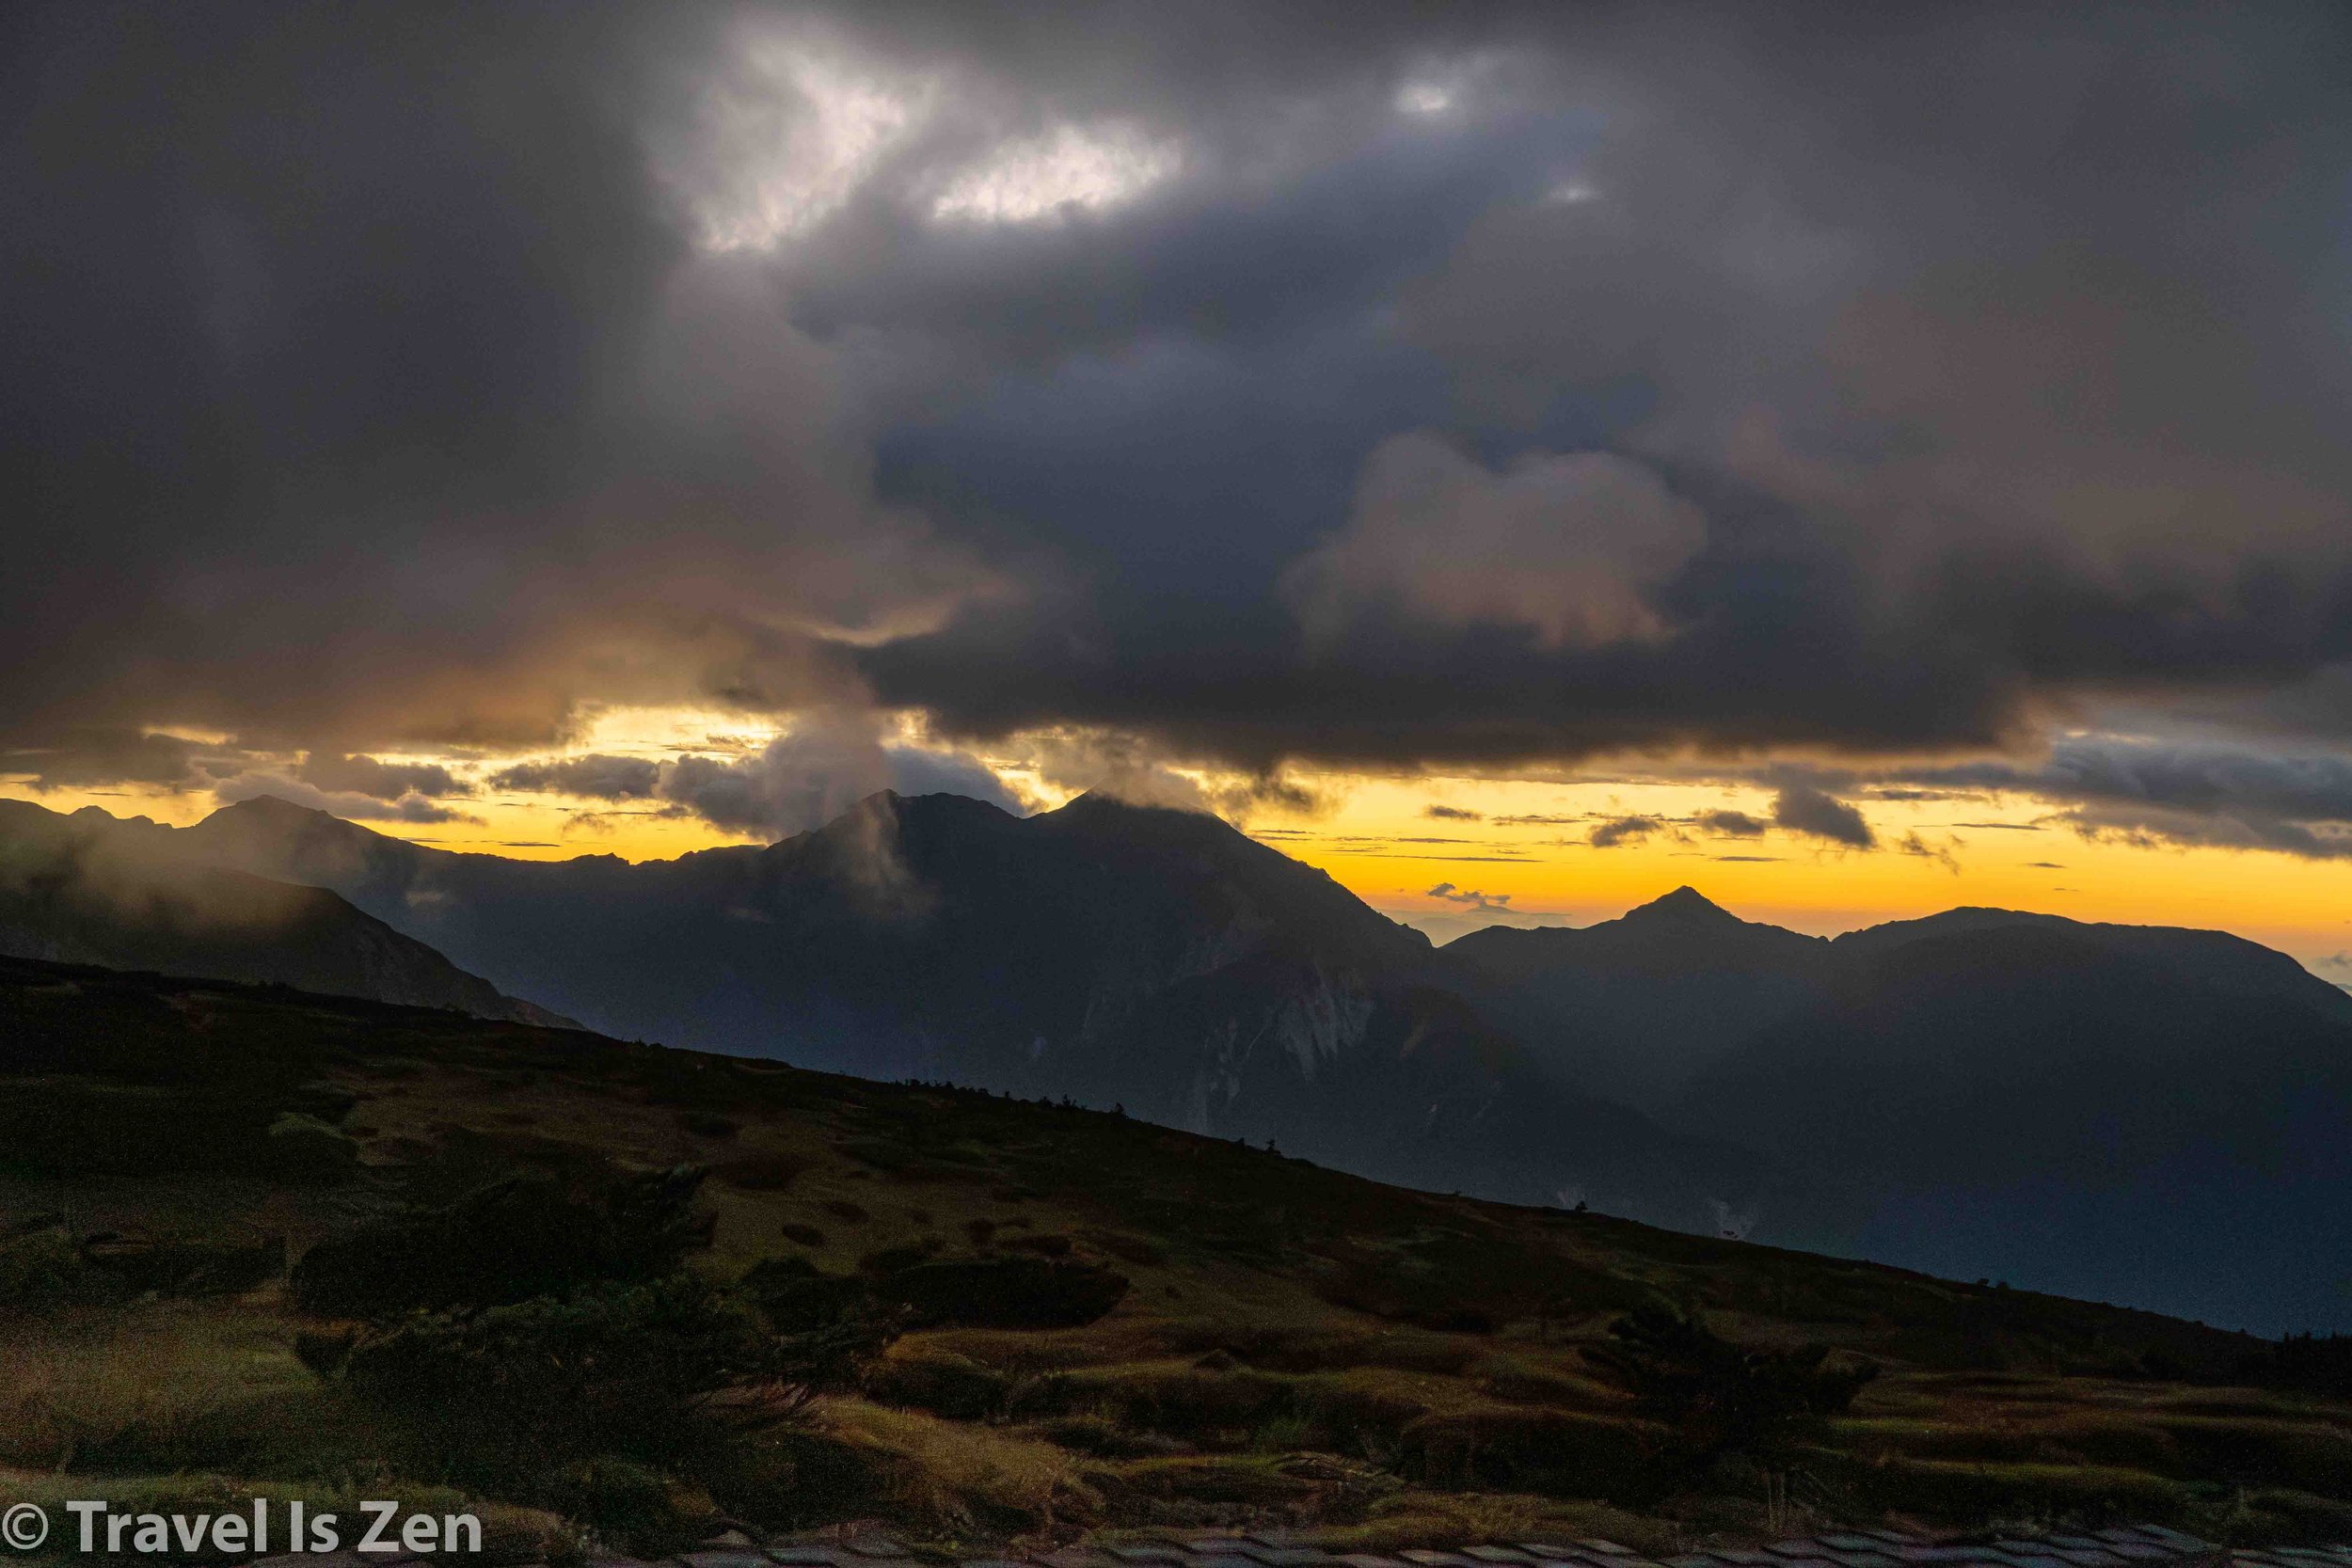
top-left (8, 0), bottom-right (2352, 837)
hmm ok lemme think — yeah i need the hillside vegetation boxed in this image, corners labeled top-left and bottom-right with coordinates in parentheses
top-left (4, 957), bottom-right (2350, 1561)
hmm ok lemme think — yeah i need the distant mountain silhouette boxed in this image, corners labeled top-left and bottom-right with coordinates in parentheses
top-left (0, 800), bottom-right (567, 1025)
top-left (1442, 887), bottom-right (1827, 1114)
top-left (26, 787), bottom-right (2352, 1331)
top-left (148, 791), bottom-right (1768, 1230)
top-left (1445, 892), bottom-right (2352, 1333)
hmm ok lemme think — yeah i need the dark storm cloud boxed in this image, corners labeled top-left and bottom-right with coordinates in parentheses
top-left (1589, 815), bottom-right (1664, 848)
top-left (1771, 785), bottom-right (1874, 849)
top-left (298, 753), bottom-right (471, 800)
top-left (8, 0), bottom-right (2352, 798)
top-left (0, 729), bottom-right (217, 791)
top-left (1901, 737), bottom-right (2352, 860)
top-left (490, 754), bottom-right (665, 800)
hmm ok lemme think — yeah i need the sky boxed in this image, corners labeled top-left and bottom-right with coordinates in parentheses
top-left (8, 1), bottom-right (2352, 972)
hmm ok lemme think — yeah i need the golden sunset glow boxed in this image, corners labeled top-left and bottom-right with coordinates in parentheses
top-left (14, 721), bottom-right (2348, 983)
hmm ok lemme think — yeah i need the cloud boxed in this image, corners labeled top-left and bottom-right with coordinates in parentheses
top-left (1589, 814), bottom-right (1664, 848)
top-left (1895, 830), bottom-right (1961, 873)
top-left (656, 713), bottom-right (1021, 836)
top-left (7, 0), bottom-right (2352, 806)
top-left (1901, 736), bottom-right (2352, 859)
top-left (1694, 809), bottom-right (1766, 837)
top-left (1771, 784), bottom-right (1874, 848)
top-left (490, 753), bottom-right (663, 800)
top-left (1289, 436), bottom-right (1708, 649)
top-left (212, 773), bottom-right (480, 826)
top-left (299, 752), bottom-right (470, 800)
top-left (0, 728), bottom-right (218, 790)
top-left (1423, 803), bottom-right (1483, 820)
top-left (1425, 881), bottom-right (1512, 911)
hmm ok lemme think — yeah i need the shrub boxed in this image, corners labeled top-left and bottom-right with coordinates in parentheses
top-left (264, 1112), bottom-right (360, 1183)
top-left (330, 1272), bottom-right (888, 1481)
top-left (340, 1275), bottom-right (760, 1451)
top-left (0, 1227), bottom-right (103, 1308)
top-left (293, 1165), bottom-right (710, 1317)
top-left (1588, 1303), bottom-right (1876, 1470)
top-left (877, 1255), bottom-right (1129, 1329)
top-left (81, 1233), bottom-right (286, 1297)
top-left (741, 1257), bottom-right (873, 1334)
top-left (2241, 1332), bottom-right (2352, 1400)
top-left (1398, 1407), bottom-right (1649, 1497)
top-left (864, 1349), bottom-right (1011, 1420)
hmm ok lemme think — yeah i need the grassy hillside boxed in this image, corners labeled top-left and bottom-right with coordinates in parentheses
top-left (3, 955), bottom-right (2348, 1562)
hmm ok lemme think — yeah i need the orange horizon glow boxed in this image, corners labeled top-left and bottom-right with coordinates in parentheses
top-left (9, 733), bottom-right (2350, 984)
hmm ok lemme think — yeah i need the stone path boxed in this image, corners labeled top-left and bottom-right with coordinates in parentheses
top-left (248, 1522), bottom-right (2352, 1568)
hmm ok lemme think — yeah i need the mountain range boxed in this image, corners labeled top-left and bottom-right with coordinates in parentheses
top-left (0, 798), bottom-right (564, 1025)
top-left (3, 788), bottom-right (2347, 1334)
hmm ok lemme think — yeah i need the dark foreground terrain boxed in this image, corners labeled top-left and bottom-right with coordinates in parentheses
top-left (4, 956), bottom-right (2350, 1563)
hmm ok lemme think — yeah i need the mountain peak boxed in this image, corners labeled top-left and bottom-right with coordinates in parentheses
top-left (210, 794), bottom-right (338, 823)
top-left (1626, 885), bottom-right (1739, 925)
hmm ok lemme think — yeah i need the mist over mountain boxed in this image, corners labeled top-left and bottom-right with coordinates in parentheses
top-left (18, 787), bottom-right (2352, 1332)
top-left (0, 799), bottom-right (564, 1024)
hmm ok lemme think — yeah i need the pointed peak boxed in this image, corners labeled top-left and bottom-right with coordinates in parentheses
top-left (1625, 885), bottom-right (1740, 924)
top-left (212, 793), bottom-right (330, 819)
top-left (196, 794), bottom-right (379, 842)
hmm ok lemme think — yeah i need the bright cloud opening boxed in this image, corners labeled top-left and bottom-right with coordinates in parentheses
top-left (670, 30), bottom-right (935, 251)
top-left (931, 121), bottom-right (1184, 225)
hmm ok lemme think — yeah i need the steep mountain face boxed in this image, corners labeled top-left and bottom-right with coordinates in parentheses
top-left (1441, 887), bottom-right (1830, 1115)
top-left (158, 791), bottom-right (1763, 1229)
top-left (1679, 919), bottom-right (2352, 1334)
top-left (0, 800), bottom-right (566, 1025)
top-left (1443, 895), bottom-right (2352, 1333)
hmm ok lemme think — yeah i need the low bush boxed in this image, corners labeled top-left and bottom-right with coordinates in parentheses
top-left (264, 1112), bottom-right (360, 1182)
top-left (2241, 1332), bottom-right (2352, 1400)
top-left (1397, 1406), bottom-right (1651, 1498)
top-left (741, 1256), bottom-right (873, 1334)
top-left (81, 1233), bottom-right (286, 1297)
top-left (1587, 1303), bottom-right (1877, 1473)
top-left (292, 1164), bottom-right (711, 1317)
top-left (0, 1227), bottom-right (286, 1309)
top-left (338, 1275), bottom-right (773, 1463)
top-left (864, 1348), bottom-right (1011, 1420)
top-left (0, 1227), bottom-right (104, 1308)
top-left (878, 1255), bottom-right (1129, 1329)
top-left (322, 1269), bottom-right (893, 1521)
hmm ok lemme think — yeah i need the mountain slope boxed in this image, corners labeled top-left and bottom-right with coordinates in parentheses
top-left (0, 799), bottom-right (568, 1025)
top-left (8, 953), bottom-right (2344, 1552)
top-left (1440, 887), bottom-right (1829, 1115)
top-left (1678, 918), bottom-right (2352, 1333)
top-left (151, 791), bottom-right (1767, 1230)
top-left (1445, 893), bottom-right (2352, 1332)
